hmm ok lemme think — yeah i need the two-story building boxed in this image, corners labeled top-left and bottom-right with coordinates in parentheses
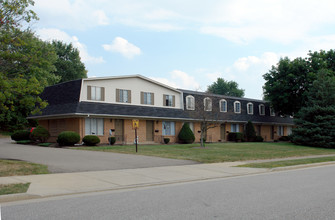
top-left (28, 75), bottom-right (294, 144)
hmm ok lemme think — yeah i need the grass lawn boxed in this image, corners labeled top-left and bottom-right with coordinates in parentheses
top-left (0, 183), bottom-right (30, 195)
top-left (75, 142), bottom-right (335, 163)
top-left (0, 159), bottom-right (49, 177)
top-left (239, 156), bottom-right (335, 168)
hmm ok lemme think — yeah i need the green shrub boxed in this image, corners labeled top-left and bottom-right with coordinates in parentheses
top-left (108, 137), bottom-right (116, 145)
top-left (11, 130), bottom-right (31, 141)
top-left (255, 135), bottom-right (264, 142)
top-left (83, 135), bottom-right (100, 146)
top-left (57, 131), bottom-right (80, 146)
top-left (16, 140), bottom-right (32, 144)
top-left (30, 126), bottom-right (50, 143)
top-left (279, 136), bottom-right (290, 141)
top-left (228, 132), bottom-right (243, 142)
top-left (163, 138), bottom-right (170, 144)
top-left (178, 123), bottom-right (195, 144)
top-left (245, 121), bottom-right (256, 142)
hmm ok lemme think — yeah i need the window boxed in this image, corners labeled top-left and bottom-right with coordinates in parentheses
top-left (259, 104), bottom-right (265, 115)
top-left (164, 95), bottom-right (175, 107)
top-left (234, 101), bottom-right (241, 113)
top-left (186, 95), bottom-right (195, 110)
top-left (247, 102), bottom-right (253, 115)
top-left (116, 89), bottom-right (131, 103)
top-left (85, 118), bottom-right (104, 135)
top-left (231, 124), bottom-right (239, 132)
top-left (162, 121), bottom-right (175, 135)
top-left (141, 92), bottom-right (154, 105)
top-left (88, 86), bottom-right (104, 101)
top-left (277, 126), bottom-right (284, 136)
top-left (220, 99), bottom-right (227, 112)
top-left (270, 107), bottom-right (275, 116)
top-left (204, 97), bottom-right (212, 111)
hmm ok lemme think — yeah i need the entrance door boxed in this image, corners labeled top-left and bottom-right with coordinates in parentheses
top-left (115, 119), bottom-right (124, 142)
top-left (220, 124), bottom-right (226, 140)
top-left (146, 120), bottom-right (154, 141)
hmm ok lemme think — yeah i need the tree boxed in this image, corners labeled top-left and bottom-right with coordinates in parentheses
top-left (263, 49), bottom-right (335, 115)
top-left (178, 123), bottom-right (195, 144)
top-left (52, 40), bottom-right (87, 83)
top-left (245, 121), bottom-right (256, 142)
top-left (207, 78), bottom-right (245, 97)
top-left (291, 69), bottom-right (335, 148)
top-left (0, 0), bottom-right (38, 30)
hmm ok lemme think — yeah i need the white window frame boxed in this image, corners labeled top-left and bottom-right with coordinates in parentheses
top-left (270, 107), bottom-right (275, 116)
top-left (119, 89), bottom-right (129, 103)
top-left (234, 101), bottom-right (241, 114)
top-left (162, 121), bottom-right (175, 136)
top-left (220, 99), bottom-right (227, 112)
top-left (85, 118), bottom-right (104, 136)
top-left (143, 92), bottom-right (152, 105)
top-left (91, 86), bottom-right (101, 101)
top-left (247, 102), bottom-right (253, 115)
top-left (259, 104), bottom-right (265, 116)
top-left (186, 95), bottom-right (195, 110)
top-left (204, 97), bottom-right (212, 111)
top-left (231, 124), bottom-right (240, 132)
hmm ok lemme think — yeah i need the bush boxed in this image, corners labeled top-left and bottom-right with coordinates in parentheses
top-left (279, 136), bottom-right (290, 141)
top-left (30, 126), bottom-right (50, 143)
top-left (178, 123), bottom-right (195, 144)
top-left (57, 131), bottom-right (80, 146)
top-left (108, 137), bottom-right (116, 145)
top-left (228, 132), bottom-right (243, 142)
top-left (16, 140), bottom-right (32, 144)
top-left (11, 130), bottom-right (31, 141)
top-left (163, 138), bottom-right (170, 144)
top-left (255, 135), bottom-right (264, 142)
top-left (83, 135), bottom-right (100, 146)
top-left (245, 121), bottom-right (256, 142)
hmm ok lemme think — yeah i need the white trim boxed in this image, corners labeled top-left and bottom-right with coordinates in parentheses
top-left (204, 97), bottom-right (212, 111)
top-left (219, 99), bottom-right (227, 112)
top-left (247, 102), bottom-right (253, 115)
top-left (186, 95), bottom-right (195, 110)
top-left (270, 107), bottom-right (275, 116)
top-left (259, 104), bottom-right (265, 116)
top-left (234, 101), bottom-right (241, 114)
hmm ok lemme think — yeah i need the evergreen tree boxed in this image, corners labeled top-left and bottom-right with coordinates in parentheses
top-left (245, 121), bottom-right (256, 142)
top-left (178, 123), bottom-right (195, 144)
top-left (292, 69), bottom-right (335, 148)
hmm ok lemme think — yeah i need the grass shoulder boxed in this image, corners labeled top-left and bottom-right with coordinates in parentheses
top-left (0, 183), bottom-right (30, 195)
top-left (74, 142), bottom-right (335, 163)
top-left (0, 159), bottom-right (49, 177)
top-left (238, 156), bottom-right (335, 168)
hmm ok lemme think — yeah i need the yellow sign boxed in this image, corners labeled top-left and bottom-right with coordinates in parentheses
top-left (132, 119), bottom-right (139, 129)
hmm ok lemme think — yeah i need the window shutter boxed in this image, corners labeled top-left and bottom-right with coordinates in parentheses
top-left (101, 87), bottom-right (105, 101)
top-left (151, 93), bottom-right (154, 105)
top-left (163, 94), bottom-right (166, 106)
top-left (128, 90), bottom-right (131, 103)
top-left (87, 86), bottom-right (91, 100)
top-left (116, 89), bottom-right (120, 102)
top-left (141, 92), bottom-right (144, 104)
top-left (172, 95), bottom-right (175, 107)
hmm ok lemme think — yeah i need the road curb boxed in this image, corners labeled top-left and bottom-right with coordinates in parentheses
top-left (270, 161), bottom-right (335, 172)
top-left (0, 193), bottom-right (41, 203)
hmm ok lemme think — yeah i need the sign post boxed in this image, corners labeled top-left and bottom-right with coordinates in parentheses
top-left (132, 119), bottom-right (139, 152)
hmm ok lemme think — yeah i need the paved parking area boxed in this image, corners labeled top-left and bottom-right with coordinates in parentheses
top-left (0, 138), bottom-right (198, 173)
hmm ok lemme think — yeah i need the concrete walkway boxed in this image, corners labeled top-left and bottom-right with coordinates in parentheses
top-left (0, 162), bottom-right (269, 203)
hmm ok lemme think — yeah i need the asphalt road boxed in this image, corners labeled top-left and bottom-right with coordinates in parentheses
top-left (3, 165), bottom-right (335, 219)
top-left (0, 138), bottom-right (197, 173)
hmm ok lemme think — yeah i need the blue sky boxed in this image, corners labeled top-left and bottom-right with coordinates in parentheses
top-left (32, 0), bottom-right (335, 99)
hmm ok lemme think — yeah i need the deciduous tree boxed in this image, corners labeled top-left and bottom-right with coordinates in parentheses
top-left (207, 78), bottom-right (245, 97)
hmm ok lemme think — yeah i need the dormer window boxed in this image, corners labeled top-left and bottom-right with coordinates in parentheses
top-left (234, 101), bottom-right (241, 114)
top-left (247, 102), bottom-right (253, 115)
top-left (270, 107), bottom-right (275, 116)
top-left (116, 89), bottom-right (131, 103)
top-left (164, 95), bottom-right (175, 107)
top-left (186, 95), bottom-right (195, 110)
top-left (141, 92), bottom-right (154, 105)
top-left (259, 104), bottom-right (265, 115)
top-left (220, 99), bottom-right (227, 112)
top-left (204, 97), bottom-right (212, 111)
top-left (87, 86), bottom-right (105, 101)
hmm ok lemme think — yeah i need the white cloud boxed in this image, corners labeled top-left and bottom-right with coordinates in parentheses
top-left (170, 70), bottom-right (200, 90)
top-left (92, 10), bottom-right (109, 26)
top-left (103, 37), bottom-right (141, 59)
top-left (149, 77), bottom-right (178, 88)
top-left (234, 52), bottom-right (279, 72)
top-left (36, 28), bottom-right (104, 64)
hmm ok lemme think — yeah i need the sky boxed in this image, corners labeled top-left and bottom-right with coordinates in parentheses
top-left (31, 0), bottom-right (335, 99)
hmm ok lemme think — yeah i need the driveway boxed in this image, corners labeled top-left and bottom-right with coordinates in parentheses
top-left (0, 138), bottom-right (198, 173)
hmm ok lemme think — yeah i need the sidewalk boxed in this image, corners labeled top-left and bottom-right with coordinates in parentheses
top-left (0, 162), bottom-right (268, 203)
